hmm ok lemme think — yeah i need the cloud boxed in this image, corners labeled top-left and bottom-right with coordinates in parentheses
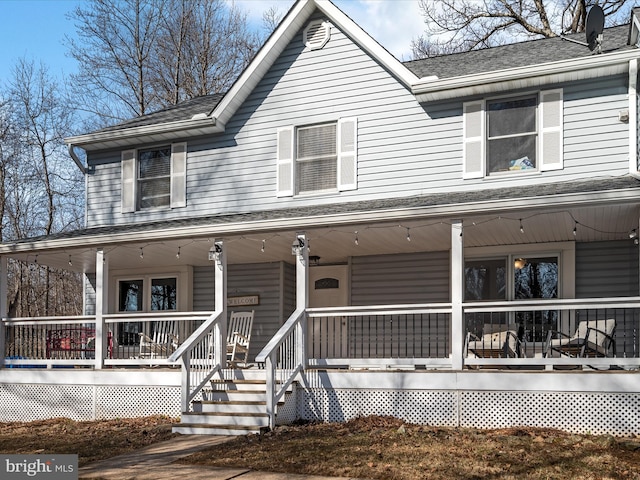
top-left (337, 0), bottom-right (424, 61)
top-left (230, 0), bottom-right (425, 61)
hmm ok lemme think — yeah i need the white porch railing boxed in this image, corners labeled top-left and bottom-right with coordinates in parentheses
top-left (306, 303), bottom-right (454, 368)
top-left (463, 297), bottom-right (640, 369)
top-left (1, 311), bottom-right (213, 369)
top-left (104, 311), bottom-right (212, 367)
top-left (2, 315), bottom-right (97, 368)
top-left (255, 308), bottom-right (306, 429)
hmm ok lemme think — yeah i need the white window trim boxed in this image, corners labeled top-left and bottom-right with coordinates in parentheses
top-left (276, 118), bottom-right (357, 197)
top-left (466, 241), bottom-right (575, 300)
top-left (463, 89), bottom-right (563, 179)
top-left (121, 141), bottom-right (187, 213)
top-left (110, 266), bottom-right (192, 313)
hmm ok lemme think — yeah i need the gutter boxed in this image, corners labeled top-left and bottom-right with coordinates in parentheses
top-left (64, 115), bottom-right (221, 151)
top-left (68, 144), bottom-right (87, 174)
top-left (628, 58), bottom-right (640, 180)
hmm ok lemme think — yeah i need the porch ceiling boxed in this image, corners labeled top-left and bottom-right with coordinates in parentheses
top-left (8, 203), bottom-right (638, 273)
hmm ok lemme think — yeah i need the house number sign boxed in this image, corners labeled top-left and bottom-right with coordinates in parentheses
top-left (228, 295), bottom-right (259, 307)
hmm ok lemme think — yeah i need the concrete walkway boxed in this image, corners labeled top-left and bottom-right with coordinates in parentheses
top-left (79, 434), bottom-right (360, 480)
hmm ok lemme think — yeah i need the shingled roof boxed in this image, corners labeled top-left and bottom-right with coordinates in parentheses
top-left (404, 24), bottom-right (632, 79)
top-left (93, 93), bottom-right (224, 134)
top-left (91, 22), bottom-right (633, 137)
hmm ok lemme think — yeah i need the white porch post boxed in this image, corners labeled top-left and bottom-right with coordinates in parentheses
top-left (0, 256), bottom-right (7, 368)
top-left (95, 249), bottom-right (108, 369)
top-left (213, 239), bottom-right (227, 368)
top-left (295, 233), bottom-right (308, 368)
top-left (451, 220), bottom-right (464, 370)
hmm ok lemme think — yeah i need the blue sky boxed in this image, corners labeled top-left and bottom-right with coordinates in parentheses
top-left (0, 0), bottom-right (425, 84)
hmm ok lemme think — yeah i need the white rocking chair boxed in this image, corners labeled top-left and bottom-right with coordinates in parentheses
top-left (227, 310), bottom-right (254, 368)
top-left (139, 321), bottom-right (180, 359)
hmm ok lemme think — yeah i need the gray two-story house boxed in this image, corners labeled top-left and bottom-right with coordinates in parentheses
top-left (1, 0), bottom-right (640, 436)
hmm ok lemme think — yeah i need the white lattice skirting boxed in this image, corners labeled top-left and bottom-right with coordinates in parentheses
top-left (297, 388), bottom-right (640, 436)
top-left (0, 370), bottom-right (182, 422)
top-left (0, 384), bottom-right (181, 422)
top-left (1, 370), bottom-right (639, 436)
top-left (295, 370), bottom-right (640, 437)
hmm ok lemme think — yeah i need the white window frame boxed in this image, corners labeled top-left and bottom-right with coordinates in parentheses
top-left (121, 142), bottom-right (187, 213)
top-left (277, 118), bottom-right (357, 197)
top-left (111, 266), bottom-right (192, 314)
top-left (463, 89), bottom-right (563, 179)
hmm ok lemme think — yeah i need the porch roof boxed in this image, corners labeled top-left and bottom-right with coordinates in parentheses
top-left (1, 176), bottom-right (639, 261)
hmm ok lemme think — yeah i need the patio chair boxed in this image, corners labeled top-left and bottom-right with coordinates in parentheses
top-left (544, 319), bottom-right (616, 358)
top-left (227, 310), bottom-right (254, 368)
top-left (466, 323), bottom-right (522, 358)
top-left (139, 321), bottom-right (180, 359)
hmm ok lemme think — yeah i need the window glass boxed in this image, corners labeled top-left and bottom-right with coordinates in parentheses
top-left (487, 96), bottom-right (537, 174)
top-left (119, 279), bottom-right (143, 312)
top-left (464, 259), bottom-right (506, 301)
top-left (514, 256), bottom-right (558, 342)
top-left (138, 146), bottom-right (171, 209)
top-left (296, 123), bottom-right (337, 194)
top-left (151, 278), bottom-right (177, 311)
top-left (118, 280), bottom-right (143, 345)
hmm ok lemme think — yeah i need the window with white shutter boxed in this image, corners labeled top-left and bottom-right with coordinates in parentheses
top-left (276, 119), bottom-right (358, 197)
top-left (121, 142), bottom-right (187, 212)
top-left (463, 89), bottom-right (563, 178)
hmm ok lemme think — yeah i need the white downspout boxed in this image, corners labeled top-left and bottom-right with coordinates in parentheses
top-left (628, 59), bottom-right (640, 179)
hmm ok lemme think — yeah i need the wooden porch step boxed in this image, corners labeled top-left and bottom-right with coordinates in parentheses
top-left (181, 411), bottom-right (269, 427)
top-left (193, 399), bottom-right (285, 414)
top-left (172, 423), bottom-right (266, 436)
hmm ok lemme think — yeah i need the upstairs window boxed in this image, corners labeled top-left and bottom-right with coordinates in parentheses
top-left (296, 123), bottom-right (337, 194)
top-left (487, 96), bottom-right (537, 173)
top-left (463, 89), bottom-right (562, 179)
top-left (277, 118), bottom-right (357, 197)
top-left (138, 146), bottom-right (171, 209)
top-left (121, 142), bottom-right (187, 213)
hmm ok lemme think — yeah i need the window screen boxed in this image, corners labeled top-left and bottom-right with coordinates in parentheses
top-left (296, 124), bottom-right (337, 194)
top-left (138, 146), bottom-right (171, 209)
top-left (487, 96), bottom-right (537, 174)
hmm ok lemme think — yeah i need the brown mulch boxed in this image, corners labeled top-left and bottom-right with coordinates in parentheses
top-left (0, 416), bottom-right (179, 466)
top-left (181, 415), bottom-right (640, 480)
top-left (1, 415), bottom-right (640, 479)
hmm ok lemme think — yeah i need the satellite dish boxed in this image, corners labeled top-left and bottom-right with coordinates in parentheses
top-left (560, 5), bottom-right (605, 53)
top-left (585, 5), bottom-right (605, 52)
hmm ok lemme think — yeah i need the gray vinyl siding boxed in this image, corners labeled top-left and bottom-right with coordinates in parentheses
top-left (192, 261), bottom-right (293, 361)
top-left (85, 9), bottom-right (632, 228)
top-left (351, 252), bottom-right (450, 305)
top-left (348, 252), bottom-right (451, 358)
top-left (575, 240), bottom-right (639, 298)
top-left (84, 273), bottom-right (96, 316)
top-left (575, 240), bottom-right (639, 356)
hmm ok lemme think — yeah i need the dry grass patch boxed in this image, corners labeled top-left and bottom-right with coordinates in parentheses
top-left (181, 416), bottom-right (640, 480)
top-left (0, 416), bottom-right (178, 466)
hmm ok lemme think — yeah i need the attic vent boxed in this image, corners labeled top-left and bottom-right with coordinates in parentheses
top-left (304, 20), bottom-right (331, 50)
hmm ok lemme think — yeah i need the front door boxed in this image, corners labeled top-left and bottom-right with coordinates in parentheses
top-left (308, 265), bottom-right (349, 358)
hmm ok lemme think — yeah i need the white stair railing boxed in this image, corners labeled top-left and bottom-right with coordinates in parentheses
top-left (256, 308), bottom-right (305, 429)
top-left (169, 309), bottom-right (225, 412)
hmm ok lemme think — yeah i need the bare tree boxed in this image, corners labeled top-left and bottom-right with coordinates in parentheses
top-left (6, 59), bottom-right (84, 317)
top-left (66, 0), bottom-right (260, 125)
top-left (412, 0), bottom-right (631, 58)
top-left (152, 0), bottom-right (260, 106)
top-left (66, 0), bottom-right (165, 123)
